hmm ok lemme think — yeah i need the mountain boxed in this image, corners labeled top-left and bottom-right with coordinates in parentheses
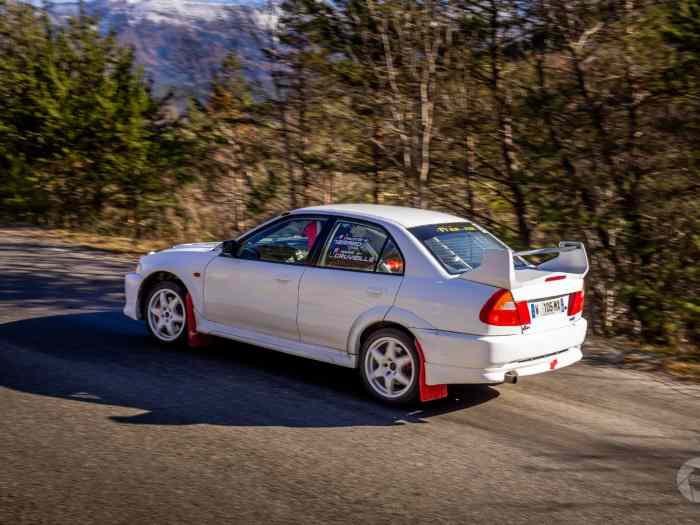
top-left (43, 0), bottom-right (276, 100)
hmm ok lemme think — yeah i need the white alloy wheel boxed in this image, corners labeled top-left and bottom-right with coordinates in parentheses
top-left (363, 336), bottom-right (417, 400)
top-left (147, 287), bottom-right (186, 342)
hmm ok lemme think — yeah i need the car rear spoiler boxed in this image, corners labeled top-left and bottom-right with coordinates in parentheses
top-left (460, 241), bottom-right (589, 290)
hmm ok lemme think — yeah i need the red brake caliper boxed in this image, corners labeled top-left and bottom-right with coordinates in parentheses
top-left (414, 338), bottom-right (448, 402)
top-left (185, 293), bottom-right (211, 348)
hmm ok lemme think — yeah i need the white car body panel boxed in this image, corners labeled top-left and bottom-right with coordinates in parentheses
top-left (298, 267), bottom-right (402, 350)
top-left (204, 257), bottom-right (304, 341)
top-left (299, 204), bottom-right (464, 229)
top-left (425, 346), bottom-right (584, 384)
top-left (415, 318), bottom-right (587, 384)
top-left (123, 245), bottom-right (219, 320)
top-left (390, 275), bottom-right (508, 336)
top-left (123, 204), bottom-right (588, 387)
top-left (197, 317), bottom-right (357, 368)
top-left (123, 272), bottom-right (143, 320)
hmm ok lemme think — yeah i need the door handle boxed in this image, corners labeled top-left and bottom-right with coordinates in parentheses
top-left (367, 287), bottom-right (385, 296)
top-left (275, 276), bottom-right (292, 283)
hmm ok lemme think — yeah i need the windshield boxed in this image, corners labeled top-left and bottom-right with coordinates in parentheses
top-left (409, 222), bottom-right (512, 274)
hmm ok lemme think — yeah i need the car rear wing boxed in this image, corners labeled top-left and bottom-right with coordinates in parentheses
top-left (460, 241), bottom-right (589, 290)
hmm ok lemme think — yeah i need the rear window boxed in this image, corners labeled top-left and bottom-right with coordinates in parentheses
top-left (409, 223), bottom-right (506, 274)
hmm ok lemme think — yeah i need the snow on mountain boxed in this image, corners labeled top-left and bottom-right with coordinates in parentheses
top-left (92, 0), bottom-right (243, 26)
top-left (41, 0), bottom-right (275, 100)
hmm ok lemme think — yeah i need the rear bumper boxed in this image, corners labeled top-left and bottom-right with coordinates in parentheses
top-left (415, 318), bottom-right (587, 385)
top-left (123, 272), bottom-right (143, 320)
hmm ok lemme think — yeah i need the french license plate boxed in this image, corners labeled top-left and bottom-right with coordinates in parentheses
top-left (530, 296), bottom-right (567, 319)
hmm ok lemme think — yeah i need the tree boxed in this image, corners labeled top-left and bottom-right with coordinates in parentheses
top-left (0, 1), bottom-right (190, 234)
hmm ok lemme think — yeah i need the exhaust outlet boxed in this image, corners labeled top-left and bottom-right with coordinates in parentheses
top-left (504, 371), bottom-right (518, 384)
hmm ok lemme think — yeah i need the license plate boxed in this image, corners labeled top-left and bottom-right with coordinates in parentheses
top-left (530, 296), bottom-right (567, 319)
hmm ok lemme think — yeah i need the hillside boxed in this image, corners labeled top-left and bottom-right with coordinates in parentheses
top-left (45, 0), bottom-right (274, 98)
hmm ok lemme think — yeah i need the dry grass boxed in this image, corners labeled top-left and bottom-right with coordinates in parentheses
top-left (664, 360), bottom-right (700, 380)
top-left (45, 229), bottom-right (171, 255)
top-left (4, 226), bottom-right (171, 255)
top-left (586, 336), bottom-right (700, 382)
top-left (644, 343), bottom-right (700, 381)
top-left (43, 229), bottom-right (174, 254)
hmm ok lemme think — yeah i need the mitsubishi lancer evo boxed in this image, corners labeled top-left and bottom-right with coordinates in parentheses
top-left (124, 204), bottom-right (588, 403)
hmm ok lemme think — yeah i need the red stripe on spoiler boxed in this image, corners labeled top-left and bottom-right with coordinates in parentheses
top-left (414, 338), bottom-right (448, 402)
top-left (545, 275), bottom-right (566, 282)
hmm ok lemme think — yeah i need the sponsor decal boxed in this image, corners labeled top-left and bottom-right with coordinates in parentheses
top-left (328, 233), bottom-right (375, 264)
top-left (333, 235), bottom-right (365, 248)
top-left (435, 224), bottom-right (477, 233)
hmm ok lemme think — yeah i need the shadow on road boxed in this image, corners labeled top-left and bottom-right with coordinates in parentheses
top-left (0, 242), bottom-right (131, 313)
top-left (0, 311), bottom-right (499, 428)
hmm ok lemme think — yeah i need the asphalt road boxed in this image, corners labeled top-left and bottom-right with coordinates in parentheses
top-left (1, 228), bottom-right (699, 524)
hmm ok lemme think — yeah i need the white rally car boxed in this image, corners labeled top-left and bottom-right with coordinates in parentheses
top-left (124, 204), bottom-right (588, 404)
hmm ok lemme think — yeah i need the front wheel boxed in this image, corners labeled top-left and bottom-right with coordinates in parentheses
top-left (360, 328), bottom-right (419, 404)
top-left (145, 281), bottom-right (188, 345)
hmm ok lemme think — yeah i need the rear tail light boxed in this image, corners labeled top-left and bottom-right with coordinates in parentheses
top-left (480, 289), bottom-right (531, 326)
top-left (568, 290), bottom-right (585, 315)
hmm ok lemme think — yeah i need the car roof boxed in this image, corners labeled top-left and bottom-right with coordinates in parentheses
top-left (292, 204), bottom-right (465, 229)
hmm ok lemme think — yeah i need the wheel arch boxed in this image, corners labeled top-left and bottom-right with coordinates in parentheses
top-left (358, 321), bottom-right (416, 353)
top-left (138, 271), bottom-right (189, 319)
top-left (348, 306), bottom-right (433, 362)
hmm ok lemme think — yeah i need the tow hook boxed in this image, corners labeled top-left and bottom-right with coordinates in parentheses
top-left (504, 371), bottom-right (518, 384)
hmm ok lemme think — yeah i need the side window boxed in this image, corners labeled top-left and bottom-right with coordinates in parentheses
top-left (237, 218), bottom-right (326, 265)
top-left (320, 221), bottom-right (389, 272)
top-left (377, 238), bottom-right (404, 275)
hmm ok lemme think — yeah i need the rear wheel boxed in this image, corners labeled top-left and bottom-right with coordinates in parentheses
top-left (360, 328), bottom-right (419, 404)
top-left (145, 281), bottom-right (188, 345)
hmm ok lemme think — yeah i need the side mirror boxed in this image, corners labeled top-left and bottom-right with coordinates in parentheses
top-left (221, 240), bottom-right (239, 257)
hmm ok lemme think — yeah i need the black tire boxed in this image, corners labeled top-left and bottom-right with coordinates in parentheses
top-left (144, 281), bottom-right (188, 346)
top-left (359, 328), bottom-right (420, 404)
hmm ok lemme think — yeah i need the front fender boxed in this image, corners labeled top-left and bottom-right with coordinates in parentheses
top-left (138, 251), bottom-right (219, 315)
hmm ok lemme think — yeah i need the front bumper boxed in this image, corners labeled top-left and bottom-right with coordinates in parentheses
top-left (123, 272), bottom-right (143, 320)
top-left (415, 318), bottom-right (587, 385)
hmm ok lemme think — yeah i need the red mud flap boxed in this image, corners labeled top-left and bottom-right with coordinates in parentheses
top-left (415, 338), bottom-right (448, 402)
top-left (185, 293), bottom-right (211, 348)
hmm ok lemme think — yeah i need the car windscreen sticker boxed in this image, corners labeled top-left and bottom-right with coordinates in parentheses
top-left (435, 224), bottom-right (477, 233)
top-left (333, 236), bottom-right (365, 248)
top-left (328, 235), bottom-right (375, 263)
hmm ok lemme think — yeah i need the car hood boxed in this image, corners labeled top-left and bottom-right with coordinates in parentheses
top-left (159, 242), bottom-right (221, 254)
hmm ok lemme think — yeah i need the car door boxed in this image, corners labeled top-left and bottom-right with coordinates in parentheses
top-left (298, 219), bottom-right (405, 351)
top-left (204, 217), bottom-right (328, 341)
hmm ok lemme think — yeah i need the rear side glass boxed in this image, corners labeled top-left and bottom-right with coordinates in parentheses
top-left (377, 238), bottom-right (404, 275)
top-left (320, 221), bottom-right (388, 272)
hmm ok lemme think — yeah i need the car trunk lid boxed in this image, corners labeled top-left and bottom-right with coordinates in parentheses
top-left (461, 242), bottom-right (588, 333)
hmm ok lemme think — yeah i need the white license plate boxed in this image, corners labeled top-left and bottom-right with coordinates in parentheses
top-left (529, 296), bottom-right (567, 319)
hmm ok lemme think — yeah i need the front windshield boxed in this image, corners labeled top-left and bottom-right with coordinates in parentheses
top-left (409, 222), bottom-right (513, 274)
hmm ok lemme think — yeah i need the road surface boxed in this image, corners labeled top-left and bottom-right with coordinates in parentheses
top-left (1, 227), bottom-right (698, 524)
